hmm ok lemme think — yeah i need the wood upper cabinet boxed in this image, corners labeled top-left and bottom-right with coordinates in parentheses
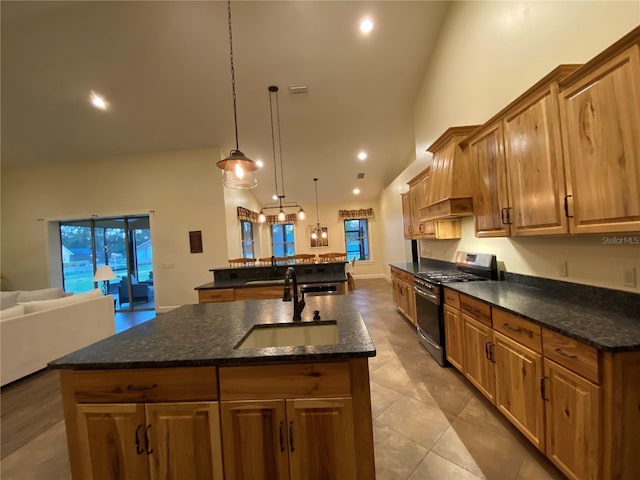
top-left (76, 402), bottom-right (224, 480)
top-left (493, 331), bottom-right (545, 452)
top-left (408, 168), bottom-right (428, 238)
top-left (544, 359), bottom-right (600, 480)
top-left (424, 126), bottom-right (479, 220)
top-left (462, 314), bottom-right (496, 403)
top-left (503, 66), bottom-right (578, 236)
top-left (466, 121), bottom-right (511, 237)
top-left (401, 193), bottom-right (411, 239)
top-left (443, 304), bottom-right (464, 371)
top-left (559, 38), bottom-right (640, 233)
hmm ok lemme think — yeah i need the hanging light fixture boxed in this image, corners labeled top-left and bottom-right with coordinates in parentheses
top-left (311, 178), bottom-right (327, 240)
top-left (257, 85), bottom-right (306, 223)
top-left (216, 0), bottom-right (258, 189)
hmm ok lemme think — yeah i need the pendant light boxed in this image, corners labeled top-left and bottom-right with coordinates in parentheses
top-left (311, 178), bottom-right (327, 239)
top-left (257, 85), bottom-right (306, 223)
top-left (216, 0), bottom-right (258, 189)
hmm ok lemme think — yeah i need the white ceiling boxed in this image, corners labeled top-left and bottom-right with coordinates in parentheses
top-left (1, 1), bottom-right (449, 206)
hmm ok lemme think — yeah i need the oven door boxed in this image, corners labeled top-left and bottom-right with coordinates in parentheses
top-left (414, 283), bottom-right (446, 366)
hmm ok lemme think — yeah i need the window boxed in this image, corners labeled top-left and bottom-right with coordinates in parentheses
top-left (240, 220), bottom-right (254, 258)
top-left (344, 219), bottom-right (370, 261)
top-left (271, 224), bottom-right (295, 257)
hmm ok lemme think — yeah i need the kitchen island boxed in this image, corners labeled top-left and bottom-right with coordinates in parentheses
top-left (49, 295), bottom-right (376, 479)
top-left (196, 261), bottom-right (348, 303)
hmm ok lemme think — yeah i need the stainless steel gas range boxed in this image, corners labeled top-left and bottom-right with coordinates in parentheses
top-left (414, 251), bottom-right (498, 366)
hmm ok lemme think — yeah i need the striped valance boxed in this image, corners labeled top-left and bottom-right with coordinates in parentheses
top-left (339, 208), bottom-right (374, 220)
top-left (265, 213), bottom-right (298, 225)
top-left (237, 206), bottom-right (259, 223)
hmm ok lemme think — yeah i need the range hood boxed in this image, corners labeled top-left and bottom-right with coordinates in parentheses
top-left (422, 125), bottom-right (480, 220)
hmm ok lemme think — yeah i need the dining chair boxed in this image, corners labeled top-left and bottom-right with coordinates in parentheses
top-left (228, 258), bottom-right (257, 267)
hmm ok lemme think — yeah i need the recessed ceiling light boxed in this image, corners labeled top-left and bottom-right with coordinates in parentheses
top-left (90, 91), bottom-right (108, 110)
top-left (256, 159), bottom-right (264, 168)
top-left (353, 188), bottom-right (361, 195)
top-left (360, 18), bottom-right (374, 34)
top-left (272, 194), bottom-right (278, 201)
top-left (358, 151), bottom-right (367, 160)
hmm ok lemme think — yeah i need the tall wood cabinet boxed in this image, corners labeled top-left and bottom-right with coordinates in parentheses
top-left (558, 33), bottom-right (640, 234)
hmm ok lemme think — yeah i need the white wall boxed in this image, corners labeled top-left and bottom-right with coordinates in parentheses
top-left (381, 1), bottom-right (640, 292)
top-left (1, 149), bottom-right (230, 307)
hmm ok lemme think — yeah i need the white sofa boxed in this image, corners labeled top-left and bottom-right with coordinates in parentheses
top-left (1, 289), bottom-right (115, 386)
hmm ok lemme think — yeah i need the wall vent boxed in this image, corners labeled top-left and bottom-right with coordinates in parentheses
top-left (357, 173), bottom-right (365, 179)
top-left (288, 85), bottom-right (309, 95)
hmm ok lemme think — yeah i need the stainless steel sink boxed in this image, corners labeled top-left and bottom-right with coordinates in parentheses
top-left (235, 321), bottom-right (338, 349)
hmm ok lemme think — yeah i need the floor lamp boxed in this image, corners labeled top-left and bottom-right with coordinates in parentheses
top-left (94, 265), bottom-right (116, 296)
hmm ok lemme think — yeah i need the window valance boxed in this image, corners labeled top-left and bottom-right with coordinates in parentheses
top-left (236, 206), bottom-right (298, 225)
top-left (338, 208), bottom-right (374, 220)
top-left (237, 206), bottom-right (259, 223)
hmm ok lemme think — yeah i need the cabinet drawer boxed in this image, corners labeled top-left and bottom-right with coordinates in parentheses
top-left (391, 267), bottom-right (414, 285)
top-left (72, 367), bottom-right (219, 403)
top-left (443, 288), bottom-right (460, 309)
top-left (460, 295), bottom-right (492, 327)
top-left (542, 329), bottom-right (600, 384)
top-left (198, 288), bottom-right (235, 303)
top-left (493, 309), bottom-right (542, 354)
top-left (219, 362), bottom-right (351, 400)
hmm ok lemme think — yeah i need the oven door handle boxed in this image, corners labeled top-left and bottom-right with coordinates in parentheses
top-left (414, 285), bottom-right (439, 304)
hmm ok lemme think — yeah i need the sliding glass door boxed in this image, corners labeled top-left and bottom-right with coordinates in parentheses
top-left (60, 215), bottom-right (154, 312)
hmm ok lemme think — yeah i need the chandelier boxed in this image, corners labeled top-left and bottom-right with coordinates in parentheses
top-left (216, 0), bottom-right (258, 189)
top-left (311, 178), bottom-right (327, 239)
top-left (258, 85), bottom-right (305, 223)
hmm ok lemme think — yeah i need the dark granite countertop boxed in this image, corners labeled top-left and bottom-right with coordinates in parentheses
top-left (390, 263), bottom-right (639, 352)
top-left (196, 273), bottom-right (347, 290)
top-left (49, 296), bottom-right (376, 370)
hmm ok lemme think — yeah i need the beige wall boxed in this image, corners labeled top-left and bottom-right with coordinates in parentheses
top-left (1, 149), bottom-right (230, 308)
top-left (381, 1), bottom-right (640, 293)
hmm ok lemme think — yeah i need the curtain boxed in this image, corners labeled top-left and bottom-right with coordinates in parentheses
top-left (338, 208), bottom-right (374, 220)
top-left (236, 206), bottom-right (259, 223)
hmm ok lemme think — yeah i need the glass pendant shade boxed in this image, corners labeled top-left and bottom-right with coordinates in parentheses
top-left (217, 150), bottom-right (258, 189)
top-left (298, 208), bottom-right (306, 220)
top-left (311, 231), bottom-right (318, 240)
top-left (278, 210), bottom-right (286, 221)
top-left (258, 211), bottom-right (266, 223)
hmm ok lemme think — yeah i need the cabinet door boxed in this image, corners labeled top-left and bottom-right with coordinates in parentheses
top-left (469, 121), bottom-right (510, 237)
top-left (286, 397), bottom-right (357, 480)
top-left (503, 87), bottom-right (569, 236)
top-left (146, 402), bottom-right (223, 480)
top-left (405, 281), bottom-right (416, 326)
top-left (463, 315), bottom-right (496, 403)
top-left (544, 360), bottom-right (600, 480)
top-left (220, 400), bottom-right (290, 480)
top-left (76, 403), bottom-right (150, 480)
top-left (493, 332), bottom-right (545, 452)
top-left (443, 305), bottom-right (464, 371)
top-left (401, 194), bottom-right (412, 239)
top-left (560, 45), bottom-right (640, 234)
top-left (409, 180), bottom-right (423, 239)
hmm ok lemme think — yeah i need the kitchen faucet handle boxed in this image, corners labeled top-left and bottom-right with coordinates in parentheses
top-left (313, 310), bottom-right (321, 320)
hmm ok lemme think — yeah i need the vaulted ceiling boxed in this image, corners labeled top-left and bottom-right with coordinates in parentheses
top-left (1, 1), bottom-right (449, 205)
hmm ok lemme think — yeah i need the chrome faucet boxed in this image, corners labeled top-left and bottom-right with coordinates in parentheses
top-left (283, 267), bottom-right (305, 321)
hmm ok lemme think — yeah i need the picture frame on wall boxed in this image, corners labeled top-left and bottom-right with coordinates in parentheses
top-left (309, 226), bottom-right (329, 248)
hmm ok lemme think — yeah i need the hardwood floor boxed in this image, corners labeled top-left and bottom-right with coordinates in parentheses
top-left (0, 279), bottom-right (565, 479)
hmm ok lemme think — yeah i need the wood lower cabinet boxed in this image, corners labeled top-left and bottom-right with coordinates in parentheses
top-left (544, 359), bottom-right (600, 480)
top-left (391, 267), bottom-right (416, 325)
top-left (76, 402), bottom-right (223, 480)
top-left (462, 314), bottom-right (496, 403)
top-left (443, 304), bottom-right (464, 370)
top-left (493, 331), bottom-right (545, 452)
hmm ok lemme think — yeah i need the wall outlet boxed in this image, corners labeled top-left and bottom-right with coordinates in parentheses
top-left (624, 267), bottom-right (637, 288)
top-left (559, 261), bottom-right (568, 277)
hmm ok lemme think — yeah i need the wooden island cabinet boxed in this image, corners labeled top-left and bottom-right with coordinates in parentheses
top-left (443, 287), bottom-right (640, 480)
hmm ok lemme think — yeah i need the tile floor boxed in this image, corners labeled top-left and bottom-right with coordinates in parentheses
top-left (1, 278), bottom-right (566, 479)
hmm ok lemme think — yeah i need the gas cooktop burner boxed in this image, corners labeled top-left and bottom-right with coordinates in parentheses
top-left (416, 270), bottom-right (487, 284)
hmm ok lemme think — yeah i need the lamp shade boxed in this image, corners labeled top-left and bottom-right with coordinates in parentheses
top-left (94, 265), bottom-right (117, 282)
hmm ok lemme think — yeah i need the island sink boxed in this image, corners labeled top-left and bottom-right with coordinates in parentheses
top-left (236, 321), bottom-right (338, 349)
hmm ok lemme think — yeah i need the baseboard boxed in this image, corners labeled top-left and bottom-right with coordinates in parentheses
top-left (352, 273), bottom-right (386, 280)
